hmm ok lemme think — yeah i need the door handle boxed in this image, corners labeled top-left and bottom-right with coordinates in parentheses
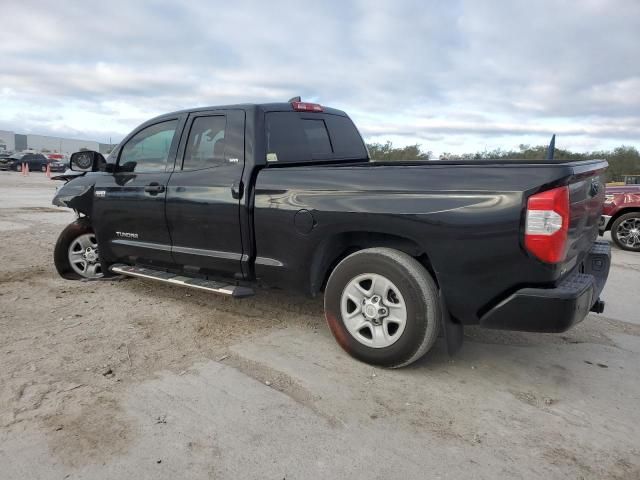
top-left (144, 183), bottom-right (165, 194)
top-left (231, 181), bottom-right (243, 200)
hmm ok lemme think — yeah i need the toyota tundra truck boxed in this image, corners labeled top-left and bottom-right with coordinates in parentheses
top-left (51, 100), bottom-right (611, 367)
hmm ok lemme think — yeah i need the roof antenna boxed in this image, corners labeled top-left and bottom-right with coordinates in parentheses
top-left (288, 96), bottom-right (301, 103)
top-left (546, 134), bottom-right (556, 161)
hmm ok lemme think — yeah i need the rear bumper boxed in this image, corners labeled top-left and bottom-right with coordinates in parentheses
top-left (479, 241), bottom-right (611, 333)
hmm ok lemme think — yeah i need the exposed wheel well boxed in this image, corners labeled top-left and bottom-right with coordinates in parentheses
top-left (309, 232), bottom-right (437, 295)
top-left (607, 208), bottom-right (640, 230)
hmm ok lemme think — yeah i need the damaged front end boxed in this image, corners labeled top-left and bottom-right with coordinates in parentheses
top-left (52, 174), bottom-right (97, 217)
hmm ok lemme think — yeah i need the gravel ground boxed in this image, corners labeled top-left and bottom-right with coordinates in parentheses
top-left (0, 172), bottom-right (639, 479)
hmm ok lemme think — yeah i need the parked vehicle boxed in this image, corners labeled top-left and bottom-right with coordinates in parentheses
top-left (0, 154), bottom-right (19, 171)
top-left (51, 100), bottom-right (610, 367)
top-left (46, 154), bottom-right (67, 172)
top-left (0, 153), bottom-right (49, 171)
top-left (46, 159), bottom-right (67, 172)
top-left (600, 184), bottom-right (640, 251)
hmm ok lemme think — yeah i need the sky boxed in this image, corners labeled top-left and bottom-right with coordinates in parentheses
top-left (1, 0), bottom-right (639, 156)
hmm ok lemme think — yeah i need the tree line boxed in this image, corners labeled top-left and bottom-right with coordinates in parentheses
top-left (366, 141), bottom-right (640, 182)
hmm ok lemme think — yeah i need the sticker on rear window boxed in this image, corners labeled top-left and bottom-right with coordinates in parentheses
top-left (266, 153), bottom-right (278, 162)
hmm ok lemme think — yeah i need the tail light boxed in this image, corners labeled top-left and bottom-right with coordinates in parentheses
top-left (525, 186), bottom-right (569, 263)
top-left (291, 101), bottom-right (323, 112)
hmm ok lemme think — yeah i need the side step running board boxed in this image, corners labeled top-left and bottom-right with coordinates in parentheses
top-left (110, 264), bottom-right (254, 298)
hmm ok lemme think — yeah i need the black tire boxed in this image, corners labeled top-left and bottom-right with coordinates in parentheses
top-left (324, 247), bottom-right (441, 368)
top-left (610, 212), bottom-right (640, 252)
top-left (54, 218), bottom-right (96, 280)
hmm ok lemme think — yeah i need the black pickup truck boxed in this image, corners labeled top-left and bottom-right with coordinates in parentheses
top-left (52, 100), bottom-right (611, 367)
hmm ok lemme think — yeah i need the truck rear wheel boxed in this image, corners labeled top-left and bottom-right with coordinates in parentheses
top-left (54, 218), bottom-right (104, 280)
top-left (324, 248), bottom-right (441, 368)
top-left (611, 212), bottom-right (640, 252)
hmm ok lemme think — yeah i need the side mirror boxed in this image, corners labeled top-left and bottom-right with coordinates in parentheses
top-left (69, 151), bottom-right (106, 172)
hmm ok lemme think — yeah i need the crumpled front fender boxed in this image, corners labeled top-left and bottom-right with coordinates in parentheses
top-left (52, 175), bottom-right (97, 216)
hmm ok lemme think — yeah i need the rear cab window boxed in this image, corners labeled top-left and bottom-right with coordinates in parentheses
top-left (265, 111), bottom-right (367, 164)
top-left (302, 119), bottom-right (332, 156)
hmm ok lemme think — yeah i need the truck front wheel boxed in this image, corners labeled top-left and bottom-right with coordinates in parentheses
top-left (611, 212), bottom-right (640, 252)
top-left (54, 218), bottom-right (104, 280)
top-left (324, 248), bottom-right (441, 368)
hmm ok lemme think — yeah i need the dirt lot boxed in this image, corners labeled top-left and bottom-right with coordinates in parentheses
top-left (1, 172), bottom-right (639, 479)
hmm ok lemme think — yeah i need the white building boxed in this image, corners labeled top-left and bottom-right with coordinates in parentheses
top-left (18, 134), bottom-right (100, 155)
top-left (0, 130), bottom-right (15, 152)
top-left (7, 132), bottom-right (117, 155)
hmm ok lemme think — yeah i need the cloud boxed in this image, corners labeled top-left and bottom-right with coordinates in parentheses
top-left (0, 0), bottom-right (638, 154)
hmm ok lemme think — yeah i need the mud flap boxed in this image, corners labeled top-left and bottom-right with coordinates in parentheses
top-left (439, 291), bottom-right (463, 355)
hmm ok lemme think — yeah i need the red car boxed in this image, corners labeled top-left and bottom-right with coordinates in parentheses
top-left (600, 184), bottom-right (640, 251)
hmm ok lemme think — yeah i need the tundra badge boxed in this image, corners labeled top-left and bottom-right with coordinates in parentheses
top-left (116, 231), bottom-right (139, 239)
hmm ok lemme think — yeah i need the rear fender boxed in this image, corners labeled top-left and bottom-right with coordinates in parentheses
top-left (309, 232), bottom-right (428, 295)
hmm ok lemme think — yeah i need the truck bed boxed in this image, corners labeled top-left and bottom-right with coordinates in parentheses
top-left (253, 159), bottom-right (607, 325)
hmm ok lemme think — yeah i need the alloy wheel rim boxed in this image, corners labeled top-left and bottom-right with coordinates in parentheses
top-left (616, 217), bottom-right (640, 248)
top-left (68, 233), bottom-right (103, 278)
top-left (340, 273), bottom-right (407, 348)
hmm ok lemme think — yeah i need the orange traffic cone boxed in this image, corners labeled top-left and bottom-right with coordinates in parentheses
top-left (21, 163), bottom-right (26, 176)
top-left (46, 163), bottom-right (51, 178)
top-left (25, 163), bottom-right (30, 176)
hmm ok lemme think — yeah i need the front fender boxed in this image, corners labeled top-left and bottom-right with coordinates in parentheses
top-left (52, 174), bottom-right (97, 216)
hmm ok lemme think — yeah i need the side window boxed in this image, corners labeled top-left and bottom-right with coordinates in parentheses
top-left (182, 116), bottom-right (226, 171)
top-left (119, 120), bottom-right (178, 173)
top-left (301, 119), bottom-right (332, 155)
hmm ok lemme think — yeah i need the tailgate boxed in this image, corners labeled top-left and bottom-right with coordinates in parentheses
top-left (564, 161), bottom-right (608, 268)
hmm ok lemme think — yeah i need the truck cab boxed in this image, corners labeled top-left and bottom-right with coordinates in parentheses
top-left (82, 103), bottom-right (368, 281)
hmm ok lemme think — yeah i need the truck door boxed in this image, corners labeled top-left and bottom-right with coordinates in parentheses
top-left (165, 110), bottom-right (246, 277)
top-left (93, 117), bottom-right (184, 266)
